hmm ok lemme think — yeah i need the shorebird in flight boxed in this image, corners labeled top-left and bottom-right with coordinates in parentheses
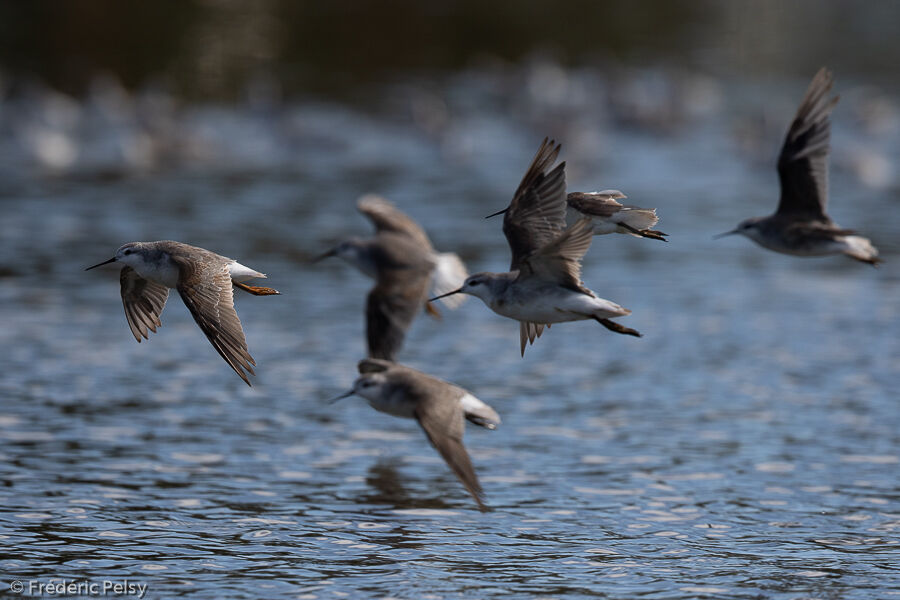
top-left (86, 241), bottom-right (279, 385)
top-left (567, 190), bottom-right (667, 241)
top-left (431, 138), bottom-right (641, 355)
top-left (717, 68), bottom-right (880, 265)
top-left (332, 358), bottom-right (500, 511)
top-left (316, 195), bottom-right (468, 361)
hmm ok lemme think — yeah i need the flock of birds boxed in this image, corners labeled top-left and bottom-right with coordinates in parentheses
top-left (86, 68), bottom-right (880, 511)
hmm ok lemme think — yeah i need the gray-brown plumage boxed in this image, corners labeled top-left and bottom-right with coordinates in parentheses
top-left (438, 138), bottom-right (640, 354)
top-left (87, 240), bottom-right (279, 385)
top-left (718, 68), bottom-right (880, 264)
top-left (493, 137), bottom-right (569, 271)
top-left (334, 358), bottom-right (500, 511)
top-left (566, 191), bottom-right (668, 241)
top-left (316, 195), bottom-right (468, 361)
top-left (483, 138), bottom-right (567, 349)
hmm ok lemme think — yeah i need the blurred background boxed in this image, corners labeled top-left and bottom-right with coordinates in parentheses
top-left (1, 0), bottom-right (899, 178)
top-left (2, 2), bottom-right (899, 598)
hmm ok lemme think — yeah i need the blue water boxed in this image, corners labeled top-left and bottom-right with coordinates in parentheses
top-left (1, 65), bottom-right (899, 598)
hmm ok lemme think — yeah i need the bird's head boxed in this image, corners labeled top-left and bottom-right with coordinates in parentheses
top-left (114, 242), bottom-right (147, 267)
top-left (716, 217), bottom-right (764, 241)
top-left (351, 373), bottom-right (388, 402)
top-left (85, 242), bottom-right (146, 271)
top-left (429, 272), bottom-right (497, 303)
top-left (328, 372), bottom-right (389, 404)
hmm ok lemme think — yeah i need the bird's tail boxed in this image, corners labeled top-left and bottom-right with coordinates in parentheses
top-left (430, 252), bottom-right (468, 309)
top-left (460, 393), bottom-right (501, 430)
top-left (842, 235), bottom-right (880, 266)
top-left (613, 208), bottom-right (660, 233)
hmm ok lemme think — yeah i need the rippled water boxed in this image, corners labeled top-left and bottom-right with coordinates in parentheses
top-left (2, 66), bottom-right (899, 598)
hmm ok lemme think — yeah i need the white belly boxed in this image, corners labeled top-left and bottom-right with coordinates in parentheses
top-left (489, 288), bottom-right (625, 323)
top-left (134, 261), bottom-right (180, 288)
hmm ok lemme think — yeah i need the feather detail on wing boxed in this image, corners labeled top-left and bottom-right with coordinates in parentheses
top-left (519, 217), bottom-right (594, 292)
top-left (173, 258), bottom-right (256, 386)
top-left (503, 138), bottom-right (568, 270)
top-left (776, 67), bottom-right (838, 219)
top-left (120, 266), bottom-right (169, 342)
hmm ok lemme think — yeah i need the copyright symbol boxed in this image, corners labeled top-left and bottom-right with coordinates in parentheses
top-left (10, 580), bottom-right (24, 593)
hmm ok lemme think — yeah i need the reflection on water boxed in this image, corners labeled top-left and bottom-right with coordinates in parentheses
top-left (1, 61), bottom-right (899, 598)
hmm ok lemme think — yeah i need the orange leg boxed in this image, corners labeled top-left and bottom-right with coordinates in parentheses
top-left (234, 282), bottom-right (280, 296)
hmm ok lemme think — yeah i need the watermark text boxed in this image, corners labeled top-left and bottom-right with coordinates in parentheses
top-left (9, 579), bottom-right (148, 598)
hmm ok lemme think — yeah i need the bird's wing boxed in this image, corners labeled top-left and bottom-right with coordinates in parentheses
top-left (173, 258), bottom-right (255, 386)
top-left (776, 68), bottom-right (838, 219)
top-left (414, 392), bottom-right (487, 511)
top-left (357, 194), bottom-right (433, 249)
top-left (566, 191), bottom-right (626, 218)
top-left (504, 138), bottom-right (568, 270)
top-left (520, 217), bottom-right (594, 291)
top-left (120, 266), bottom-right (169, 342)
top-left (365, 271), bottom-right (430, 361)
top-left (429, 252), bottom-right (468, 309)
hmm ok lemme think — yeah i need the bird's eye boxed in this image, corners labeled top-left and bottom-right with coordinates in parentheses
top-left (470, 280), bottom-right (481, 286)
top-left (124, 249), bottom-right (132, 255)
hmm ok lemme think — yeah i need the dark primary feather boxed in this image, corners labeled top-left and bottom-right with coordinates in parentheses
top-left (503, 138), bottom-right (568, 270)
top-left (172, 256), bottom-right (256, 386)
top-left (120, 266), bottom-right (169, 342)
top-left (776, 68), bottom-right (838, 219)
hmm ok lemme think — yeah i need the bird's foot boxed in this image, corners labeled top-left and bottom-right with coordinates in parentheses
top-left (640, 229), bottom-right (669, 242)
top-left (234, 282), bottom-right (281, 295)
top-left (597, 318), bottom-right (642, 337)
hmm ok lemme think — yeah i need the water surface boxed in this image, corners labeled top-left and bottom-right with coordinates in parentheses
top-left (1, 65), bottom-right (899, 598)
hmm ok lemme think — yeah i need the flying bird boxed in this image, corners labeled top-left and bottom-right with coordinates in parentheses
top-left (567, 190), bottom-right (668, 241)
top-left (316, 195), bottom-right (468, 361)
top-left (717, 68), bottom-right (880, 265)
top-left (86, 241), bottom-right (279, 385)
top-left (332, 358), bottom-right (500, 511)
top-left (431, 138), bottom-right (641, 355)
